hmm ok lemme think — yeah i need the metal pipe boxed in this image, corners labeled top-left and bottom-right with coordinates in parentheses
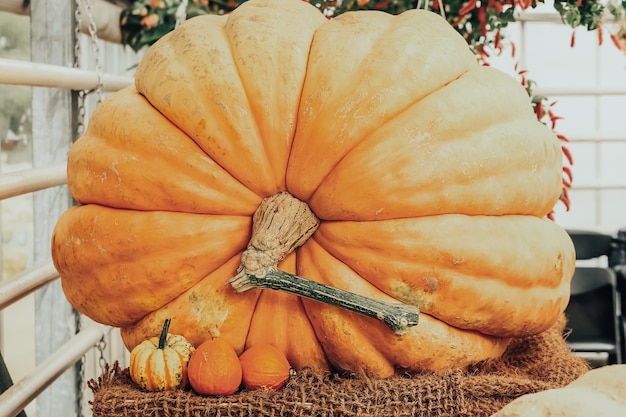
top-left (570, 182), bottom-right (626, 191)
top-left (0, 58), bottom-right (132, 92)
top-left (0, 324), bottom-right (110, 417)
top-left (0, 164), bottom-right (67, 201)
top-left (0, 261), bottom-right (59, 311)
top-left (533, 87), bottom-right (626, 96)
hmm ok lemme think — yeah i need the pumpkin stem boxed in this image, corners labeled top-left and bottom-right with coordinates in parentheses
top-left (237, 191), bottom-right (320, 278)
top-left (230, 191), bottom-right (419, 335)
top-left (230, 267), bottom-right (419, 335)
top-left (158, 318), bottom-right (171, 350)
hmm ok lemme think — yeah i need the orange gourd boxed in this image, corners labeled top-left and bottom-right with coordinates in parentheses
top-left (129, 318), bottom-right (194, 391)
top-left (51, 0), bottom-right (576, 378)
top-left (239, 344), bottom-right (291, 390)
top-left (187, 337), bottom-right (242, 396)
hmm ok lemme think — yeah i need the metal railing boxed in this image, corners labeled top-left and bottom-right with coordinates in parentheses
top-left (0, 175), bottom-right (115, 417)
top-left (0, 58), bottom-right (132, 92)
top-left (0, 23), bottom-right (133, 417)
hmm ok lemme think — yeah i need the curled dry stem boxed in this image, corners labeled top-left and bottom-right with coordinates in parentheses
top-left (228, 191), bottom-right (420, 335)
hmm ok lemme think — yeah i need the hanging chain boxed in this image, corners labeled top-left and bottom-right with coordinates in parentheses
top-left (97, 336), bottom-right (108, 373)
top-left (73, 313), bottom-right (86, 417)
top-left (73, 0), bottom-right (104, 138)
top-left (73, 2), bottom-right (107, 415)
top-left (73, 0), bottom-right (87, 137)
top-left (72, 7), bottom-right (86, 417)
top-left (77, 0), bottom-right (109, 378)
top-left (82, 0), bottom-right (104, 104)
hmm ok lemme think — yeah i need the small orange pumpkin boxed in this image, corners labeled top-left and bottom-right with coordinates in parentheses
top-left (239, 344), bottom-right (291, 390)
top-left (188, 337), bottom-right (242, 396)
top-left (129, 318), bottom-right (194, 391)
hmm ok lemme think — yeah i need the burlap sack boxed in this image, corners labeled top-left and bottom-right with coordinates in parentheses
top-left (89, 316), bottom-right (589, 417)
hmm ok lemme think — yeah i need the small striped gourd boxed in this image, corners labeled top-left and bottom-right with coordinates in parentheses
top-left (129, 319), bottom-right (194, 391)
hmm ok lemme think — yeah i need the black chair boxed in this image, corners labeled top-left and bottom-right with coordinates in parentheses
top-left (609, 227), bottom-right (626, 363)
top-left (565, 229), bottom-right (623, 367)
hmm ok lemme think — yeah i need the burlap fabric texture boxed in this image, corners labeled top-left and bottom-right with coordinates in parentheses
top-left (89, 316), bottom-right (590, 417)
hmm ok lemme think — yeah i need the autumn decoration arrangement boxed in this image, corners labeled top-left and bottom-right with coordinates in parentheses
top-left (128, 319), bottom-right (292, 395)
top-left (48, 0), bottom-right (626, 415)
top-left (53, 0), bottom-right (576, 377)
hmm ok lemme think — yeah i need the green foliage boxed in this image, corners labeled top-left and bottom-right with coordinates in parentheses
top-left (607, 0), bottom-right (626, 19)
top-left (120, 0), bottom-right (238, 52)
top-left (119, 0), bottom-right (626, 53)
top-left (553, 0), bottom-right (604, 30)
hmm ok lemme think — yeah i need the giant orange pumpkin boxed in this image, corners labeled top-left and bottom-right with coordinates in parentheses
top-left (51, 0), bottom-right (576, 378)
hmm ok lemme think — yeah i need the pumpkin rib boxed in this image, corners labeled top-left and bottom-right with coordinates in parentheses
top-left (309, 119), bottom-right (561, 220)
top-left (161, 352), bottom-right (172, 389)
top-left (244, 253), bottom-right (332, 372)
top-left (121, 253), bottom-right (261, 353)
top-left (312, 214), bottom-right (575, 337)
top-left (68, 86), bottom-right (262, 215)
top-left (308, 66), bottom-right (562, 221)
top-left (135, 0), bottom-right (327, 198)
top-left (297, 238), bottom-right (509, 377)
top-left (135, 14), bottom-right (280, 197)
top-left (223, 0), bottom-right (327, 192)
top-left (130, 346), bottom-right (151, 388)
top-left (286, 9), bottom-right (478, 201)
top-left (245, 290), bottom-right (331, 371)
top-left (53, 204), bottom-right (252, 327)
